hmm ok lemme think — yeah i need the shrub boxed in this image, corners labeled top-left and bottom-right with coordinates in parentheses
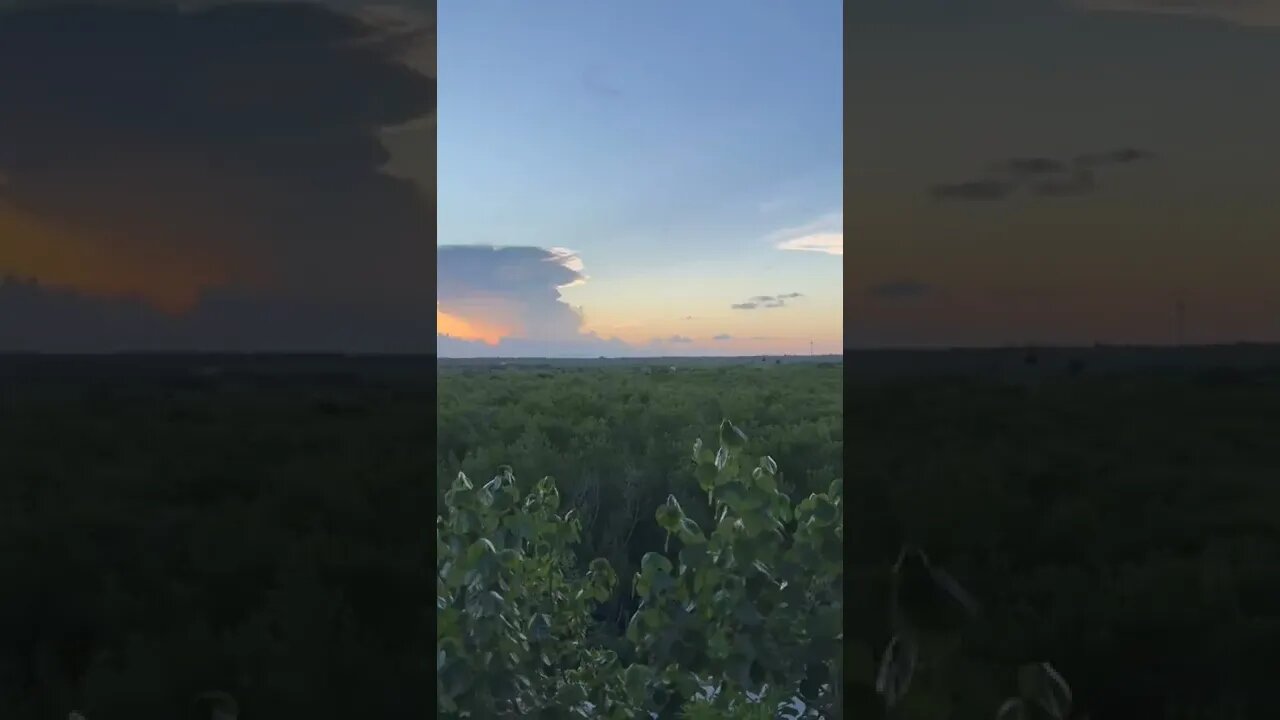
top-left (436, 420), bottom-right (843, 718)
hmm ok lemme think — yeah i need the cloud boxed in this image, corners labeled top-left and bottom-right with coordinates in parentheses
top-left (1073, 147), bottom-right (1156, 168)
top-left (988, 157), bottom-right (1070, 176)
top-left (930, 148), bottom-right (1156, 202)
top-left (712, 334), bottom-right (733, 341)
top-left (0, 1), bottom-right (435, 351)
top-left (868, 280), bottom-right (934, 300)
top-left (1029, 169), bottom-right (1096, 197)
top-left (771, 212), bottom-right (843, 256)
top-left (437, 245), bottom-right (589, 340)
top-left (667, 335), bottom-right (693, 343)
top-left (730, 292), bottom-right (804, 310)
top-left (436, 245), bottom-right (640, 356)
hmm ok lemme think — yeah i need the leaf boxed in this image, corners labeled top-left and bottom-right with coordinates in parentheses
top-left (696, 461), bottom-right (718, 492)
top-left (641, 551), bottom-right (674, 576)
top-left (715, 446), bottom-right (729, 472)
top-left (810, 495), bottom-right (838, 526)
top-left (655, 502), bottom-right (683, 533)
top-left (555, 683), bottom-right (589, 707)
top-left (996, 698), bottom-right (1028, 720)
top-left (677, 517), bottom-right (707, 545)
top-left (624, 663), bottom-right (653, 703)
top-left (1018, 662), bottom-right (1072, 720)
top-left (528, 613), bottom-right (552, 641)
top-left (875, 635), bottom-right (917, 709)
top-left (720, 419), bottom-right (748, 449)
top-left (760, 455), bottom-right (778, 475)
top-left (497, 548), bottom-right (521, 569)
top-left (930, 565), bottom-right (980, 617)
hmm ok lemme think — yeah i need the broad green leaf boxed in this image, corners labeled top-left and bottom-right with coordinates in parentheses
top-left (624, 663), bottom-right (653, 703)
top-left (719, 419), bottom-right (748, 449)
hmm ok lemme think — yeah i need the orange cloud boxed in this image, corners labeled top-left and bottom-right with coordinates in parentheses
top-left (436, 303), bottom-right (511, 345)
top-left (0, 204), bottom-right (228, 315)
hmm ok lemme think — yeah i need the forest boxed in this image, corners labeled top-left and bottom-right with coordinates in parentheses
top-left (10, 352), bottom-right (1275, 718)
top-left (436, 360), bottom-right (845, 717)
top-left (436, 361), bottom-right (843, 635)
top-left (0, 355), bottom-right (432, 719)
top-left (441, 356), bottom-right (1280, 719)
top-left (850, 363), bottom-right (1280, 718)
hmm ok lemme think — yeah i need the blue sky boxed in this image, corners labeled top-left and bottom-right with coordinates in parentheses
top-left (436, 0), bottom-right (843, 357)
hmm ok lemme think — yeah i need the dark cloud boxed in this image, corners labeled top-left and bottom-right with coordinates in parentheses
top-left (931, 147), bottom-right (1156, 202)
top-left (989, 157), bottom-right (1070, 176)
top-left (1073, 147), bottom-right (1157, 168)
top-left (0, 1), bottom-right (435, 351)
top-left (712, 334), bottom-right (733, 341)
top-left (868, 280), bottom-right (934, 300)
top-left (730, 292), bottom-right (804, 310)
top-left (1029, 169), bottom-right (1097, 196)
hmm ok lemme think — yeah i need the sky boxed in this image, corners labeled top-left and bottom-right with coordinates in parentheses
top-left (850, 0), bottom-right (1280, 348)
top-left (436, 0), bottom-right (844, 357)
top-left (0, 0), bottom-right (434, 352)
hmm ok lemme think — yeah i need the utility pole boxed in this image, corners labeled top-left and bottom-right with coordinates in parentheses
top-left (810, 340), bottom-right (814, 356)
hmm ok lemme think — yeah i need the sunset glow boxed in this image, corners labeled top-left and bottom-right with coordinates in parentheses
top-left (436, 304), bottom-right (509, 346)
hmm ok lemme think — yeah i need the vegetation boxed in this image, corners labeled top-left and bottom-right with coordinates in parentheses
top-left (0, 356), bottom-right (431, 719)
top-left (437, 362), bottom-right (844, 717)
top-left (851, 369), bottom-right (1280, 718)
top-left (437, 419), bottom-right (843, 717)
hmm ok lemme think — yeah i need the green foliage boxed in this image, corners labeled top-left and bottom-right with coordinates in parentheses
top-left (436, 420), bottom-right (843, 718)
top-left (851, 372), bottom-right (1280, 717)
top-left (0, 358), bottom-right (431, 718)
top-left (436, 362), bottom-right (842, 637)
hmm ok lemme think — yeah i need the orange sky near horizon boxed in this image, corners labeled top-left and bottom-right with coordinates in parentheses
top-left (436, 304), bottom-right (509, 345)
top-left (0, 204), bottom-right (228, 315)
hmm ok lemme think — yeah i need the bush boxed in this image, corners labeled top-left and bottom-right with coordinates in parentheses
top-left (436, 420), bottom-right (843, 718)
